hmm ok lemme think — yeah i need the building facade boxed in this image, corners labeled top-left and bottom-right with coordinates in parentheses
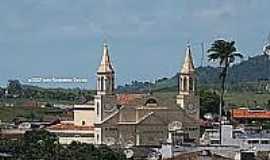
top-left (50, 42), bottom-right (201, 145)
top-left (88, 42), bottom-right (201, 146)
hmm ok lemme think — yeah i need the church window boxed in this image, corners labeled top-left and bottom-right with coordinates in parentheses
top-left (179, 77), bottom-right (182, 92)
top-left (189, 78), bottom-right (193, 91)
top-left (145, 98), bottom-right (158, 106)
top-left (97, 134), bottom-right (99, 142)
top-left (105, 78), bottom-right (110, 91)
top-left (97, 102), bottom-right (100, 116)
top-left (112, 77), bottom-right (115, 91)
top-left (100, 77), bottom-right (104, 91)
top-left (97, 77), bottom-right (101, 90)
top-left (183, 77), bottom-right (187, 91)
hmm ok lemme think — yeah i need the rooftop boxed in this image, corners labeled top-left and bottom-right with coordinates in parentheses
top-left (47, 122), bottom-right (94, 131)
top-left (231, 108), bottom-right (270, 119)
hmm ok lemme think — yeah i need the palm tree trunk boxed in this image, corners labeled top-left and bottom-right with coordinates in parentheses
top-left (219, 66), bottom-right (228, 145)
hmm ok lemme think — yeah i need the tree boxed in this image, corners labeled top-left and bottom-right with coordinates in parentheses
top-left (18, 129), bottom-right (59, 160)
top-left (0, 130), bottom-right (127, 160)
top-left (199, 90), bottom-right (219, 118)
top-left (207, 39), bottom-right (243, 144)
top-left (7, 80), bottom-right (23, 97)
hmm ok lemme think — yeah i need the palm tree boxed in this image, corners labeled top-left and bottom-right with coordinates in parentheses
top-left (207, 39), bottom-right (243, 144)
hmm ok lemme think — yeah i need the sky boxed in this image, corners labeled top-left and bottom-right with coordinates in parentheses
top-left (0, 0), bottom-right (270, 89)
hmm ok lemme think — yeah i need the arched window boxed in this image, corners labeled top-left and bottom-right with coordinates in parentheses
top-left (97, 102), bottom-right (100, 116)
top-left (97, 77), bottom-right (101, 90)
top-left (183, 77), bottom-right (187, 91)
top-left (179, 77), bottom-right (182, 92)
top-left (82, 121), bottom-right (86, 126)
top-left (145, 98), bottom-right (158, 106)
top-left (97, 134), bottom-right (99, 142)
top-left (112, 77), bottom-right (115, 92)
top-left (105, 78), bottom-right (109, 91)
top-left (100, 77), bottom-right (104, 91)
top-left (106, 79), bottom-right (111, 90)
top-left (189, 78), bottom-right (193, 91)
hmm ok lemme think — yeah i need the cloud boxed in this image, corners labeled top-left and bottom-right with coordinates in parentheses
top-left (0, 0), bottom-right (270, 87)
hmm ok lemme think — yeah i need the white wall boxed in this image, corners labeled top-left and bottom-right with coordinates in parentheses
top-left (94, 128), bottom-right (102, 144)
top-left (74, 104), bottom-right (96, 126)
top-left (59, 137), bottom-right (95, 144)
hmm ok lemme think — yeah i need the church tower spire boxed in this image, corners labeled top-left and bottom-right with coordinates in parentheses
top-left (96, 43), bottom-right (115, 95)
top-left (176, 43), bottom-right (200, 119)
top-left (97, 43), bottom-right (114, 74)
top-left (181, 44), bottom-right (195, 74)
top-left (179, 43), bottom-right (196, 94)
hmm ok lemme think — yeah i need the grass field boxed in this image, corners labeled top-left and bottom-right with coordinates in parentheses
top-left (224, 91), bottom-right (270, 107)
top-left (0, 106), bottom-right (71, 122)
top-left (153, 91), bottom-right (270, 108)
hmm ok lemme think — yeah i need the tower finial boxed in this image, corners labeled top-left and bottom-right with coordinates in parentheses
top-left (187, 40), bottom-right (191, 50)
top-left (102, 32), bottom-right (109, 47)
top-left (187, 40), bottom-right (191, 48)
top-left (103, 38), bottom-right (108, 47)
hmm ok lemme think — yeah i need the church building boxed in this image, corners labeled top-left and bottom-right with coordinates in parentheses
top-left (48, 42), bottom-right (200, 146)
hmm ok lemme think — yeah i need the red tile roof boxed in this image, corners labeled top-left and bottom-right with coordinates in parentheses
top-left (231, 108), bottom-right (270, 119)
top-left (117, 94), bottom-right (146, 106)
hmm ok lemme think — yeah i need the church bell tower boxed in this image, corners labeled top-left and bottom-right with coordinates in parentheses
top-left (94, 43), bottom-right (117, 123)
top-left (176, 43), bottom-right (200, 119)
top-left (96, 43), bottom-right (115, 95)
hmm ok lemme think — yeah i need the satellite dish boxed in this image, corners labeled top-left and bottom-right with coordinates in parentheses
top-left (104, 137), bottom-right (115, 146)
top-left (263, 43), bottom-right (270, 56)
top-left (204, 113), bottom-right (213, 120)
top-left (147, 151), bottom-right (161, 160)
top-left (168, 121), bottom-right (182, 131)
top-left (124, 149), bottom-right (134, 159)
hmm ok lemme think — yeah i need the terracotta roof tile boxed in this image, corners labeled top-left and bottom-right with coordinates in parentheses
top-left (117, 94), bottom-right (146, 106)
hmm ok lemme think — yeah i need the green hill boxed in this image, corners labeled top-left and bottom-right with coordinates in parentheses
top-left (117, 54), bottom-right (270, 93)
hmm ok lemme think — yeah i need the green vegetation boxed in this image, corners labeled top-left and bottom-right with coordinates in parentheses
top-left (0, 80), bottom-right (93, 122)
top-left (117, 54), bottom-right (270, 93)
top-left (152, 90), bottom-right (270, 119)
top-left (1, 80), bottom-right (95, 104)
top-left (0, 130), bottom-right (127, 160)
top-left (0, 106), bottom-right (69, 122)
top-left (199, 90), bottom-right (219, 118)
top-left (224, 91), bottom-right (270, 108)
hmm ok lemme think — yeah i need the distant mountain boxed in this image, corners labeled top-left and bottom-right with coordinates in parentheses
top-left (198, 54), bottom-right (270, 84)
top-left (117, 55), bottom-right (270, 93)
